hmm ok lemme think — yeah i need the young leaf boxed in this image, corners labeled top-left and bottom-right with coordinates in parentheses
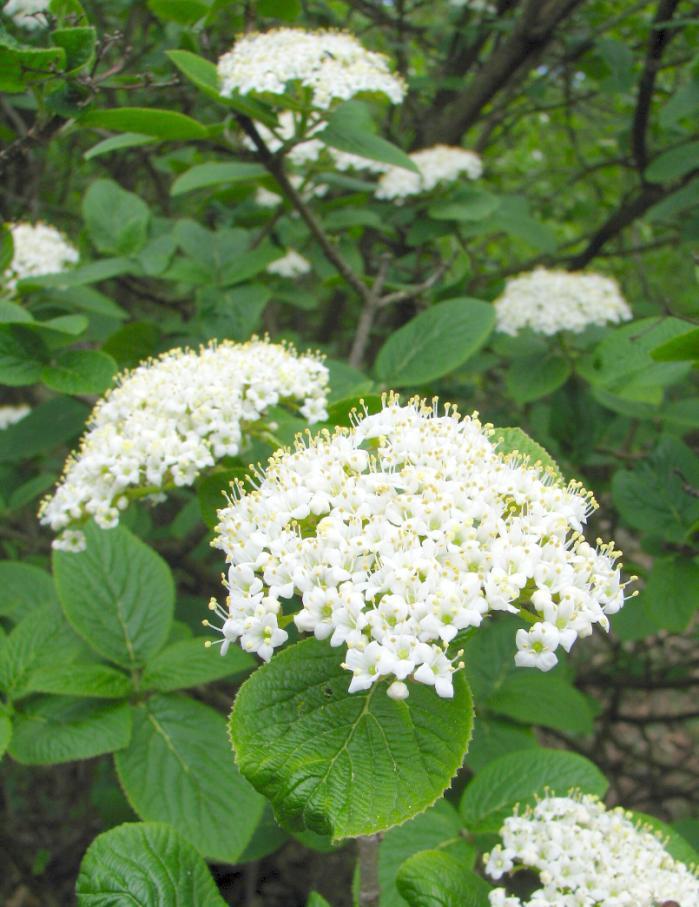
top-left (26, 663), bottom-right (132, 699)
top-left (171, 161), bottom-right (266, 196)
top-left (321, 102), bottom-right (418, 173)
top-left (41, 349), bottom-right (117, 395)
top-left (9, 697), bottom-right (131, 765)
top-left (141, 638), bottom-right (254, 692)
top-left (115, 694), bottom-right (266, 863)
top-left (505, 353), bottom-right (571, 403)
top-left (642, 556), bottom-right (699, 633)
top-left (79, 107), bottom-right (209, 140)
top-left (396, 850), bottom-right (492, 907)
top-left (84, 132), bottom-right (156, 160)
top-left (53, 523), bottom-right (175, 670)
top-left (230, 637), bottom-right (474, 841)
top-left (375, 298), bottom-right (495, 388)
top-left (76, 822), bottom-right (228, 907)
top-left (460, 748), bottom-right (608, 834)
top-left (82, 179), bottom-right (151, 256)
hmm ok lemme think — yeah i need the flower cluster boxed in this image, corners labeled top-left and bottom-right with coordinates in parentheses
top-left (267, 249), bottom-right (311, 278)
top-left (39, 339), bottom-right (329, 552)
top-left (485, 792), bottom-right (699, 907)
top-left (3, 0), bottom-right (49, 29)
top-left (218, 28), bottom-right (406, 110)
top-left (376, 145), bottom-right (483, 200)
top-left (3, 222), bottom-right (79, 290)
top-left (211, 396), bottom-right (629, 699)
top-left (0, 404), bottom-right (30, 430)
top-left (494, 267), bottom-right (633, 336)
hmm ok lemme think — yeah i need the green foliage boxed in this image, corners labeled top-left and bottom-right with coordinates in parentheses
top-left (76, 822), bottom-right (227, 906)
top-left (230, 638), bottom-right (474, 840)
top-left (396, 850), bottom-right (491, 907)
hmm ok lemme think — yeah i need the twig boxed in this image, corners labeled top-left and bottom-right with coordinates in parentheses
top-left (348, 254), bottom-right (392, 367)
top-left (357, 834), bottom-right (382, 907)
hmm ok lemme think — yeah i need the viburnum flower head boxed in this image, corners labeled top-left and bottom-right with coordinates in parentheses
top-left (3, 0), bottom-right (49, 29)
top-left (39, 339), bottom-right (329, 552)
top-left (217, 28), bottom-right (406, 110)
top-left (494, 267), bottom-right (633, 336)
top-left (376, 145), bottom-right (483, 200)
top-left (485, 791), bottom-right (699, 906)
top-left (211, 396), bottom-right (631, 699)
top-left (3, 222), bottom-right (79, 290)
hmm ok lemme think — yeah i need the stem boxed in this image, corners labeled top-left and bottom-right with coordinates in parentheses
top-left (357, 834), bottom-right (382, 907)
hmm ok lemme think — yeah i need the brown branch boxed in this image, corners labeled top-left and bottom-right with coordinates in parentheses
top-left (632, 0), bottom-right (682, 174)
top-left (348, 254), bottom-right (392, 368)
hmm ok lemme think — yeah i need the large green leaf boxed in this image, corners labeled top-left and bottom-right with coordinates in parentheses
top-left (84, 132), bottom-right (157, 160)
top-left (0, 324), bottom-right (48, 385)
top-left (0, 561), bottom-right (57, 621)
top-left (9, 696), bottom-right (131, 765)
top-left (41, 349), bottom-right (117, 395)
top-left (396, 850), bottom-right (491, 907)
top-left (230, 637), bottom-right (474, 841)
top-left (321, 102), bottom-right (418, 173)
top-left (171, 161), bottom-right (266, 196)
top-left (464, 718), bottom-right (538, 773)
top-left (0, 603), bottom-right (84, 700)
top-left (26, 663), bottom-right (132, 699)
top-left (651, 325), bottom-right (699, 362)
top-left (83, 179), bottom-right (151, 256)
top-left (0, 396), bottom-right (87, 462)
top-left (141, 638), bottom-right (254, 692)
top-left (612, 437), bottom-right (699, 542)
top-left (51, 26), bottom-right (96, 71)
top-left (115, 694), bottom-right (265, 863)
top-left (642, 556), bottom-right (699, 633)
top-left (487, 673), bottom-right (595, 734)
top-left (505, 353), bottom-right (571, 403)
top-left (80, 107), bottom-right (209, 140)
top-left (645, 141), bottom-right (699, 183)
top-left (379, 801), bottom-right (475, 907)
top-left (375, 298), bottom-right (495, 387)
top-left (54, 523), bottom-right (174, 670)
top-left (76, 821), bottom-right (228, 907)
top-left (460, 749), bottom-right (608, 833)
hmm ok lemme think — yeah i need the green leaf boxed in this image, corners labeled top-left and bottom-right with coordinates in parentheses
top-left (141, 638), bottom-right (254, 692)
top-left (84, 132), bottom-right (156, 160)
top-left (321, 102), bottom-right (419, 173)
top-left (306, 895), bottom-right (331, 907)
top-left (76, 821), bottom-right (228, 907)
top-left (673, 818), bottom-right (699, 854)
top-left (259, 0), bottom-right (301, 18)
top-left (646, 180), bottom-right (699, 222)
top-left (197, 466), bottom-right (248, 528)
top-left (21, 257), bottom-right (133, 289)
top-left (629, 812), bottom-right (699, 867)
top-left (0, 324), bottom-right (48, 385)
top-left (8, 472), bottom-right (55, 511)
top-left (148, 0), bottom-right (211, 24)
top-left (171, 161), bottom-right (267, 196)
top-left (487, 673), bottom-right (595, 734)
top-left (0, 603), bottom-right (85, 699)
top-left (102, 321), bottom-right (159, 369)
top-left (460, 748), bottom-right (608, 834)
top-left (0, 224), bottom-right (14, 273)
top-left (41, 349), bottom-right (117, 395)
top-left (490, 427), bottom-right (562, 479)
top-left (505, 354), bottom-right (571, 403)
top-left (642, 556), bottom-right (699, 633)
top-left (53, 523), bottom-right (175, 670)
top-left (26, 663), bottom-right (132, 699)
top-left (375, 298), bottom-right (495, 388)
top-left (660, 76), bottom-right (699, 128)
top-left (396, 850), bottom-right (491, 907)
top-left (83, 179), bottom-right (151, 256)
top-left (646, 141), bottom-right (699, 183)
top-left (0, 561), bottom-right (57, 621)
top-left (196, 284), bottom-right (271, 340)
top-left (461, 617), bottom-right (520, 703)
top-left (230, 637), bottom-right (474, 841)
top-left (51, 26), bottom-right (96, 71)
top-left (0, 711), bottom-right (11, 761)
top-left (380, 801), bottom-right (475, 907)
top-left (9, 696), bottom-right (131, 765)
top-left (611, 437), bottom-right (699, 543)
top-left (166, 49), bottom-right (276, 124)
top-left (489, 196), bottom-right (556, 252)
top-left (80, 107), bottom-right (209, 140)
top-left (0, 301), bottom-right (31, 324)
top-left (464, 718), bottom-right (538, 773)
top-left (428, 190), bottom-right (500, 223)
top-left (0, 396), bottom-right (87, 462)
top-left (651, 325), bottom-right (699, 362)
top-left (115, 694), bottom-right (266, 862)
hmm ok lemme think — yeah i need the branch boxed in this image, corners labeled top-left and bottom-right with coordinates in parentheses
top-left (235, 114), bottom-right (373, 305)
top-left (348, 255), bottom-right (391, 368)
top-left (631, 0), bottom-right (682, 174)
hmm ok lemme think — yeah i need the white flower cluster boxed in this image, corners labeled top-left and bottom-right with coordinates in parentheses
top-left (267, 250), bottom-right (311, 278)
top-left (376, 145), bottom-right (483, 200)
top-left (3, 0), bottom-right (49, 29)
top-left (211, 397), bottom-right (629, 699)
top-left (3, 222), bottom-right (79, 290)
top-left (0, 404), bottom-right (30, 430)
top-left (39, 339), bottom-right (329, 552)
top-left (485, 792), bottom-right (699, 907)
top-left (245, 110), bottom-right (388, 174)
top-left (218, 29), bottom-right (406, 110)
top-left (494, 267), bottom-right (633, 336)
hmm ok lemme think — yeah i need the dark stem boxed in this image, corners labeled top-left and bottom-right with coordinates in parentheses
top-left (357, 834), bottom-right (382, 907)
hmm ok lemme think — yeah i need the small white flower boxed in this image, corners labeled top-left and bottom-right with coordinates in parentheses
top-left (267, 249), bottom-right (311, 278)
top-left (3, 222), bottom-right (78, 289)
top-left (514, 622), bottom-right (560, 671)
